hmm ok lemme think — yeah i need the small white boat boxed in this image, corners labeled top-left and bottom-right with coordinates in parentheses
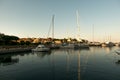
top-left (32, 44), bottom-right (50, 52)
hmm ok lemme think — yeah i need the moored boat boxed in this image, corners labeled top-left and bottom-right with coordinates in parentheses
top-left (32, 44), bottom-right (50, 52)
top-left (101, 42), bottom-right (115, 47)
top-left (60, 43), bottom-right (75, 49)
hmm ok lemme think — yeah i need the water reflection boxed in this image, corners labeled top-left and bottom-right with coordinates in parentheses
top-left (115, 60), bottom-right (120, 65)
top-left (104, 47), bottom-right (112, 53)
top-left (77, 50), bottom-right (80, 80)
top-left (81, 47), bottom-right (120, 80)
top-left (0, 47), bottom-right (120, 80)
top-left (0, 52), bottom-right (32, 66)
top-left (33, 51), bottom-right (52, 58)
top-left (0, 55), bottom-right (19, 66)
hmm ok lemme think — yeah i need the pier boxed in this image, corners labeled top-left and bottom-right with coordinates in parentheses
top-left (0, 46), bottom-right (35, 54)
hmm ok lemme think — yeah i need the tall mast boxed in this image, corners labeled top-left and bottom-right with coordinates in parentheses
top-left (92, 24), bottom-right (94, 43)
top-left (76, 12), bottom-right (81, 80)
top-left (52, 15), bottom-right (55, 39)
top-left (76, 10), bottom-right (80, 41)
top-left (47, 15), bottom-right (55, 39)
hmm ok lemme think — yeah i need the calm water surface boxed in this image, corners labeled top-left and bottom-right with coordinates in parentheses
top-left (0, 47), bottom-right (120, 80)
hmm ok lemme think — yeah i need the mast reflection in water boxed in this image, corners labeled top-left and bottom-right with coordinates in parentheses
top-left (0, 47), bottom-right (120, 80)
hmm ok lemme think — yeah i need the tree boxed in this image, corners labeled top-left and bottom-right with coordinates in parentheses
top-left (0, 34), bottom-right (19, 45)
top-left (0, 33), bottom-right (5, 40)
top-left (25, 41), bottom-right (31, 45)
top-left (10, 36), bottom-right (19, 41)
top-left (20, 41), bottom-right (25, 45)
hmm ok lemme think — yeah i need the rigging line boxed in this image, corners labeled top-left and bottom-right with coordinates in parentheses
top-left (47, 15), bottom-right (55, 39)
top-left (47, 21), bottom-right (52, 38)
top-left (47, 15), bottom-right (54, 38)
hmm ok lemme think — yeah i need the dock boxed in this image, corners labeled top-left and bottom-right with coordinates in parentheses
top-left (0, 47), bottom-right (34, 54)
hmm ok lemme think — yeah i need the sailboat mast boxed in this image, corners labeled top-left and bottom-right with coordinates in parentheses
top-left (76, 10), bottom-right (80, 41)
top-left (52, 15), bottom-right (55, 39)
top-left (92, 24), bottom-right (94, 43)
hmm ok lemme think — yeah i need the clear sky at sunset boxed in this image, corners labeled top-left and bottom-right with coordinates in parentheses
top-left (0, 0), bottom-right (120, 42)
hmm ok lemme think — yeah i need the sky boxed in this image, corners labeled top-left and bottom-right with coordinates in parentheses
top-left (0, 0), bottom-right (120, 42)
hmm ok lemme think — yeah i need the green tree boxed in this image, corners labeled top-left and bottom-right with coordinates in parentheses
top-left (0, 33), bottom-right (20, 45)
top-left (20, 41), bottom-right (25, 45)
top-left (25, 41), bottom-right (31, 45)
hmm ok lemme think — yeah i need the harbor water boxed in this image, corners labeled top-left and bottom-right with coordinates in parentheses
top-left (0, 47), bottom-right (120, 80)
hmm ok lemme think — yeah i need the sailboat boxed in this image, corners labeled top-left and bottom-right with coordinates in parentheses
top-left (101, 36), bottom-right (115, 47)
top-left (76, 10), bottom-right (89, 49)
top-left (60, 11), bottom-right (89, 49)
top-left (47, 15), bottom-right (59, 49)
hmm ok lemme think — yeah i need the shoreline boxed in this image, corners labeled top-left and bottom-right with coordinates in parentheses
top-left (0, 45), bottom-right (36, 54)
